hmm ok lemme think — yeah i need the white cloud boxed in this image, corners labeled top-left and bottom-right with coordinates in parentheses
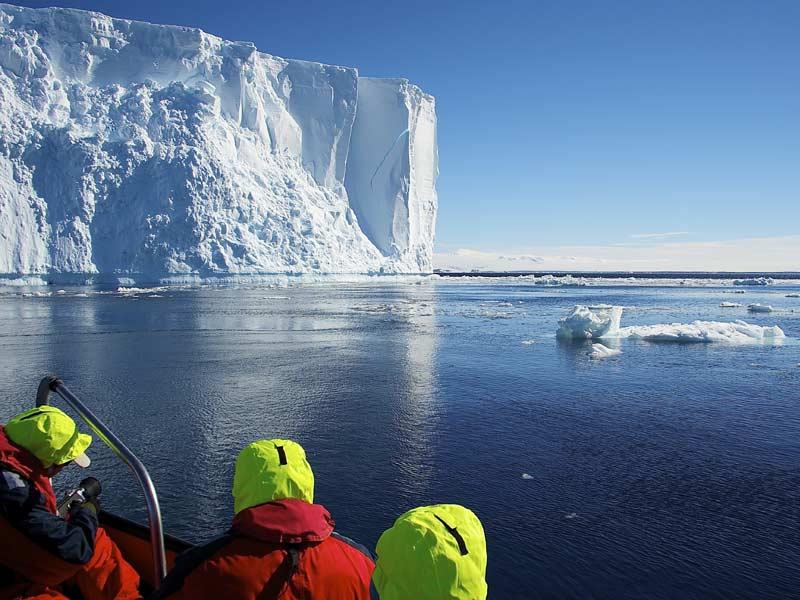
top-left (434, 235), bottom-right (800, 272)
top-left (498, 255), bottom-right (545, 263)
top-left (629, 231), bottom-right (690, 240)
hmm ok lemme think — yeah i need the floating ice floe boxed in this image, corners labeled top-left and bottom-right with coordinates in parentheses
top-left (472, 310), bottom-right (518, 320)
top-left (589, 343), bottom-right (622, 359)
top-left (521, 473), bottom-right (534, 480)
top-left (115, 286), bottom-right (173, 296)
top-left (747, 304), bottom-right (774, 313)
top-left (556, 305), bottom-right (784, 344)
top-left (733, 277), bottom-right (773, 286)
top-left (720, 302), bottom-right (743, 308)
top-left (521, 340), bottom-right (536, 346)
top-left (117, 287), bottom-right (151, 295)
top-left (351, 301), bottom-right (433, 317)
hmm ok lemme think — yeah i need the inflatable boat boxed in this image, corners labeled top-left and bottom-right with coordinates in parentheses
top-left (36, 375), bottom-right (191, 594)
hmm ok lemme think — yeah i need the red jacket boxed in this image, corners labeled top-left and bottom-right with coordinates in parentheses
top-left (0, 427), bottom-right (142, 600)
top-left (156, 499), bottom-right (374, 600)
top-left (0, 426), bottom-right (86, 591)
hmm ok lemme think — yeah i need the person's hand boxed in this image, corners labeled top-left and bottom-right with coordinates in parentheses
top-left (70, 495), bottom-right (101, 517)
top-left (81, 496), bottom-right (102, 515)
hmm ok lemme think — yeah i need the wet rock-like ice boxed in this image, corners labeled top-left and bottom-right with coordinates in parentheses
top-left (733, 277), bottom-right (773, 286)
top-left (748, 304), bottom-right (774, 313)
top-left (589, 343), bottom-right (622, 359)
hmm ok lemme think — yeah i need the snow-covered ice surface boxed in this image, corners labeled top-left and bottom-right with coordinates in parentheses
top-left (620, 321), bottom-right (785, 344)
top-left (0, 4), bottom-right (437, 278)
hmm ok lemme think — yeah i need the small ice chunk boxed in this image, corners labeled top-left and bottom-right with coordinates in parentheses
top-left (565, 512), bottom-right (579, 519)
top-left (521, 473), bottom-right (534, 480)
top-left (747, 304), bottom-right (774, 313)
top-left (589, 343), bottom-right (622, 359)
top-left (556, 305), bottom-right (623, 339)
top-left (521, 340), bottom-right (536, 346)
top-left (720, 302), bottom-right (743, 307)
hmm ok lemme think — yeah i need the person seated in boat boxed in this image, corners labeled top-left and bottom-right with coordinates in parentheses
top-left (370, 504), bottom-right (488, 600)
top-left (152, 439), bottom-right (374, 599)
top-left (0, 406), bottom-right (142, 600)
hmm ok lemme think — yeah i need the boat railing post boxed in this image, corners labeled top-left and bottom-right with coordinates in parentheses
top-left (36, 375), bottom-right (168, 585)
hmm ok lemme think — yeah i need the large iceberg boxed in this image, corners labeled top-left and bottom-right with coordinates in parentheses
top-left (0, 4), bottom-right (437, 279)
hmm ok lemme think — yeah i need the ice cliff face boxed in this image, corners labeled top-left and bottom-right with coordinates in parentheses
top-left (345, 78), bottom-right (437, 272)
top-left (0, 4), bottom-right (437, 277)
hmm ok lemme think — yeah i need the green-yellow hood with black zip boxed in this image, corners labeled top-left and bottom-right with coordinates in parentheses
top-left (232, 439), bottom-right (314, 514)
top-left (373, 504), bottom-right (488, 600)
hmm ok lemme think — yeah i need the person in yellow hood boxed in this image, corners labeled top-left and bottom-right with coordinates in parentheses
top-left (0, 405), bottom-right (141, 600)
top-left (371, 504), bottom-right (488, 600)
top-left (153, 439), bottom-right (374, 599)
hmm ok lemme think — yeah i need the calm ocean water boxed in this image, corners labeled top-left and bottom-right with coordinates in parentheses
top-left (1, 279), bottom-right (799, 598)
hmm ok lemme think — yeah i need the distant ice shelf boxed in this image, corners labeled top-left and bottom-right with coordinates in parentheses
top-left (0, 4), bottom-right (437, 278)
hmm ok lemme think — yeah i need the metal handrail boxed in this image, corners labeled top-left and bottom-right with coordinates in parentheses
top-left (36, 375), bottom-right (168, 584)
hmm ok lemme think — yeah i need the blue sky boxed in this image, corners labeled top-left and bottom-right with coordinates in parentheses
top-left (13, 0), bottom-right (800, 269)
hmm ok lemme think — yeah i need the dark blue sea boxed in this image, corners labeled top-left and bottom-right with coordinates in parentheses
top-left (1, 278), bottom-right (799, 599)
